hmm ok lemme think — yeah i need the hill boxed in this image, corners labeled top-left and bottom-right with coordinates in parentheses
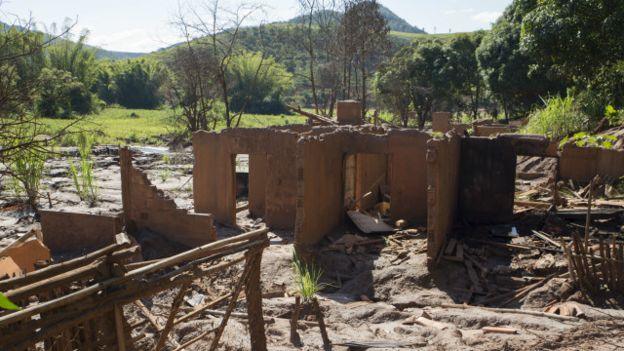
top-left (92, 47), bottom-right (145, 60)
top-left (288, 5), bottom-right (425, 34)
top-left (1, 21), bottom-right (145, 60)
top-left (378, 5), bottom-right (425, 34)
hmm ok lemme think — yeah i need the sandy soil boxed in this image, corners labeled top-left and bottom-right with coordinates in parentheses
top-left (1, 147), bottom-right (623, 350)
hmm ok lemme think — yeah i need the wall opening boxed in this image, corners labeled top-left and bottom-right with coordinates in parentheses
top-left (235, 154), bottom-right (250, 220)
top-left (515, 155), bottom-right (558, 212)
top-left (343, 153), bottom-right (392, 233)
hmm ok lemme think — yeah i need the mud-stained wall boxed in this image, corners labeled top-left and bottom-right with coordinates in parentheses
top-left (193, 127), bottom-right (305, 229)
top-left (560, 144), bottom-right (624, 182)
top-left (432, 112), bottom-right (451, 133)
top-left (355, 153), bottom-right (388, 211)
top-left (295, 127), bottom-right (430, 249)
top-left (120, 148), bottom-right (216, 247)
top-left (458, 137), bottom-right (516, 224)
top-left (426, 134), bottom-right (461, 268)
top-left (40, 210), bottom-right (122, 253)
top-left (249, 153), bottom-right (268, 217)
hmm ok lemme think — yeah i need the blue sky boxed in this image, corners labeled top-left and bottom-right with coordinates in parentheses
top-left (0, 0), bottom-right (511, 53)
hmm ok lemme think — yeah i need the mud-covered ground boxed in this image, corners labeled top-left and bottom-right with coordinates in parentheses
top-left (1, 148), bottom-right (623, 350)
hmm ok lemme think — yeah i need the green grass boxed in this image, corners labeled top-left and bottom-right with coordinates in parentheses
top-left (389, 31), bottom-right (468, 43)
top-left (40, 107), bottom-right (308, 146)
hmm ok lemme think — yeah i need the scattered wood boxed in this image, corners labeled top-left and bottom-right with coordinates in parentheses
top-left (413, 316), bottom-right (450, 330)
top-left (287, 105), bottom-right (337, 125)
top-left (482, 326), bottom-right (518, 334)
top-left (531, 230), bottom-right (562, 248)
top-left (438, 303), bottom-right (578, 321)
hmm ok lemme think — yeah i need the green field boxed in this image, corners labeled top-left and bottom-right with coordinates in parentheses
top-left (40, 107), bottom-right (308, 146)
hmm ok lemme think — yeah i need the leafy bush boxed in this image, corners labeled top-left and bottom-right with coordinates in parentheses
top-left (523, 95), bottom-right (589, 139)
top-left (113, 59), bottom-right (168, 109)
top-left (69, 133), bottom-right (99, 206)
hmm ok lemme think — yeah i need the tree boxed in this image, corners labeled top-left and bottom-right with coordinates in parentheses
top-left (520, 0), bottom-right (624, 87)
top-left (114, 59), bottom-right (167, 109)
top-left (446, 32), bottom-right (486, 118)
top-left (340, 0), bottom-right (390, 116)
top-left (520, 0), bottom-right (624, 110)
top-left (294, 0), bottom-right (340, 115)
top-left (46, 29), bottom-right (96, 88)
top-left (35, 68), bottom-right (96, 117)
top-left (166, 45), bottom-right (219, 131)
top-left (228, 52), bottom-right (292, 114)
top-left (174, 0), bottom-right (266, 128)
top-left (476, 0), bottom-right (562, 119)
top-left (374, 59), bottom-right (412, 126)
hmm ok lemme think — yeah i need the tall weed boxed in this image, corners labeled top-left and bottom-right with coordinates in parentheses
top-left (69, 133), bottom-right (99, 206)
top-left (9, 146), bottom-right (46, 210)
top-left (523, 95), bottom-right (589, 139)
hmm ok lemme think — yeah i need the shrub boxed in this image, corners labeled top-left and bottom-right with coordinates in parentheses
top-left (9, 145), bottom-right (46, 210)
top-left (523, 95), bottom-right (589, 139)
top-left (36, 68), bottom-right (98, 118)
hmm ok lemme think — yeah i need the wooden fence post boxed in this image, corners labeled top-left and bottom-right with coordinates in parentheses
top-left (245, 250), bottom-right (267, 351)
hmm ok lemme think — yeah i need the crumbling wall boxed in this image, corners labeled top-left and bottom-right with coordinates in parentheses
top-left (295, 133), bottom-right (345, 249)
top-left (40, 210), bottom-right (122, 253)
top-left (473, 124), bottom-right (516, 137)
top-left (120, 148), bottom-right (216, 247)
top-left (336, 100), bottom-right (362, 125)
top-left (426, 134), bottom-right (461, 268)
top-left (193, 128), bottom-right (303, 229)
top-left (295, 127), bottom-right (429, 249)
top-left (560, 144), bottom-right (624, 182)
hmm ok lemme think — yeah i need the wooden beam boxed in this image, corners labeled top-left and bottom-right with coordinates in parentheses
top-left (287, 105), bottom-right (337, 125)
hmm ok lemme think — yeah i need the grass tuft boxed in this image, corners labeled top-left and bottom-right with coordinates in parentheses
top-left (69, 133), bottom-right (99, 206)
top-left (292, 251), bottom-right (325, 301)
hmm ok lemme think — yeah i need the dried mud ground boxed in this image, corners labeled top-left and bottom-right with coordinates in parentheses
top-left (1, 147), bottom-right (624, 350)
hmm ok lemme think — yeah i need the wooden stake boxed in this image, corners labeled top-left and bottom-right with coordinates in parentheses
top-left (114, 305), bottom-right (127, 351)
top-left (153, 281), bottom-right (190, 351)
top-left (312, 297), bottom-right (331, 350)
top-left (584, 178), bottom-right (595, 246)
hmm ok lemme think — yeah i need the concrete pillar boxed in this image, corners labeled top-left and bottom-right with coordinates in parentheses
top-left (336, 100), bottom-right (362, 125)
top-left (432, 112), bottom-right (452, 133)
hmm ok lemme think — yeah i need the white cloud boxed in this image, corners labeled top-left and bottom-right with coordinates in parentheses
top-left (443, 8), bottom-right (475, 15)
top-left (471, 11), bottom-right (501, 24)
top-left (87, 28), bottom-right (183, 53)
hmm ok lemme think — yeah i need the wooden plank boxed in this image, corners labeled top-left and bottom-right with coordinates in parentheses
top-left (347, 211), bottom-right (394, 234)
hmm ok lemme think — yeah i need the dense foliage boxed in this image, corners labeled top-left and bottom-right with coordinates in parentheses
top-left (375, 32), bottom-right (486, 127)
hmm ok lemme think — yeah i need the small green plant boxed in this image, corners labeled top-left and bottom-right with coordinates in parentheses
top-left (0, 292), bottom-right (20, 311)
top-left (292, 251), bottom-right (325, 301)
top-left (9, 146), bottom-right (46, 210)
top-left (69, 133), bottom-right (99, 206)
top-left (159, 155), bottom-right (172, 182)
top-left (559, 132), bottom-right (617, 149)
